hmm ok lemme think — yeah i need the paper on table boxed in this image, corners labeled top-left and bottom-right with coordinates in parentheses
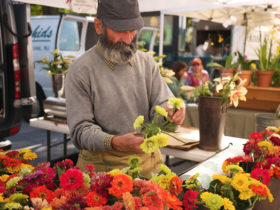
top-left (166, 126), bottom-right (199, 151)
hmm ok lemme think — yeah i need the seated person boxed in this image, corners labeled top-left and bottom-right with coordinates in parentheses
top-left (167, 61), bottom-right (189, 100)
top-left (185, 58), bottom-right (209, 86)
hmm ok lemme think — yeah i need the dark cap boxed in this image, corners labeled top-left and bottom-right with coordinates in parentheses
top-left (97, 0), bottom-right (144, 32)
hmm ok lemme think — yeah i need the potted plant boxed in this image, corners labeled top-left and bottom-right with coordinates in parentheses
top-left (207, 54), bottom-right (238, 77)
top-left (193, 73), bottom-right (247, 151)
top-left (235, 51), bottom-right (254, 87)
top-left (255, 27), bottom-right (280, 87)
top-left (38, 49), bottom-right (74, 98)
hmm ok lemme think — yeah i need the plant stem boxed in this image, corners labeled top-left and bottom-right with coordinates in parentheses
top-left (161, 131), bottom-right (186, 144)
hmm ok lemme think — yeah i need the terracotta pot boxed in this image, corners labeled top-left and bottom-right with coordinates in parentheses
top-left (253, 177), bottom-right (280, 210)
top-left (256, 70), bottom-right (274, 87)
top-left (237, 70), bottom-right (253, 87)
top-left (219, 68), bottom-right (235, 77)
top-left (198, 96), bottom-right (227, 151)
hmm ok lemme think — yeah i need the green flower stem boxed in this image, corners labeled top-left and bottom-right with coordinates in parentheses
top-left (159, 118), bottom-right (171, 128)
top-left (161, 131), bottom-right (186, 144)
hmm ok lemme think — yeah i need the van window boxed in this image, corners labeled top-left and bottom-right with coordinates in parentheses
top-left (58, 20), bottom-right (82, 51)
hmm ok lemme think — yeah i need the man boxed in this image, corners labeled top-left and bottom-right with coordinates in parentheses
top-left (65, 0), bottom-right (185, 178)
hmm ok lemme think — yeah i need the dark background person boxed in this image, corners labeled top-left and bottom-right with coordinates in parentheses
top-left (185, 58), bottom-right (209, 87)
top-left (65, 0), bottom-right (185, 178)
top-left (167, 61), bottom-right (189, 100)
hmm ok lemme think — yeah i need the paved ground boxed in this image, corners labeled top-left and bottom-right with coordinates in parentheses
top-left (7, 119), bottom-right (197, 175)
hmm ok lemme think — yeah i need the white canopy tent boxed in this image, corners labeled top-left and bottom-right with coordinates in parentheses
top-left (14, 0), bottom-right (280, 58)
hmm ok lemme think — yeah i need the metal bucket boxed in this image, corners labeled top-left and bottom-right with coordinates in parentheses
top-left (198, 96), bottom-right (227, 151)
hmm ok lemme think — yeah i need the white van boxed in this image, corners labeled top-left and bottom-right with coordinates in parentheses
top-left (31, 14), bottom-right (157, 115)
top-left (31, 14), bottom-right (97, 100)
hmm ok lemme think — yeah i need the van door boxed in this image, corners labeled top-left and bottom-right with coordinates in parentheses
top-left (138, 26), bottom-right (157, 52)
top-left (56, 14), bottom-right (92, 58)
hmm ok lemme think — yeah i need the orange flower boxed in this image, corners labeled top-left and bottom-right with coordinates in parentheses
top-left (122, 192), bottom-right (135, 209)
top-left (108, 174), bottom-right (133, 198)
top-left (50, 196), bottom-right (67, 209)
top-left (273, 166), bottom-right (280, 178)
top-left (142, 193), bottom-right (163, 209)
top-left (30, 185), bottom-right (54, 203)
top-left (86, 191), bottom-right (107, 207)
top-left (251, 185), bottom-right (268, 197)
top-left (161, 190), bottom-right (183, 210)
top-left (169, 176), bottom-right (183, 196)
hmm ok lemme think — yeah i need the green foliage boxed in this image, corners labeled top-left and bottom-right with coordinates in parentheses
top-left (207, 54), bottom-right (238, 69)
top-left (31, 5), bottom-right (43, 16)
top-left (235, 51), bottom-right (254, 70)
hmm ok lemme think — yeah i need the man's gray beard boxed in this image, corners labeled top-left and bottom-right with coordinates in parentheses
top-left (99, 30), bottom-right (137, 65)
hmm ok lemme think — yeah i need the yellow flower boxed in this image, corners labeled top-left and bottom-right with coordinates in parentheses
top-left (157, 174), bottom-right (173, 190)
top-left (200, 192), bottom-right (211, 202)
top-left (257, 141), bottom-right (274, 152)
top-left (231, 173), bottom-right (250, 192)
top-left (133, 115), bottom-right (144, 130)
top-left (239, 189), bottom-right (255, 200)
top-left (0, 175), bottom-right (9, 182)
top-left (223, 197), bottom-right (235, 210)
top-left (51, 48), bottom-right (59, 55)
top-left (107, 169), bottom-right (123, 177)
top-left (250, 63), bottom-right (257, 70)
top-left (160, 164), bottom-right (172, 175)
top-left (128, 156), bottom-right (141, 167)
top-left (140, 137), bottom-right (159, 153)
top-left (222, 160), bottom-right (229, 173)
top-left (163, 77), bottom-right (173, 84)
top-left (18, 148), bottom-right (32, 155)
top-left (3, 202), bottom-right (22, 210)
top-left (167, 98), bottom-right (185, 109)
top-left (156, 134), bottom-right (169, 147)
top-left (20, 163), bottom-right (34, 172)
top-left (6, 166), bottom-right (21, 174)
top-left (204, 193), bottom-right (223, 210)
top-left (23, 152), bottom-right (37, 160)
top-left (212, 174), bottom-right (232, 184)
top-left (154, 105), bottom-right (168, 117)
top-left (226, 165), bottom-right (244, 174)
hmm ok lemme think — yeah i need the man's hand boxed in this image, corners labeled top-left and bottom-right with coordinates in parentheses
top-left (111, 132), bottom-right (144, 153)
top-left (163, 104), bottom-right (186, 125)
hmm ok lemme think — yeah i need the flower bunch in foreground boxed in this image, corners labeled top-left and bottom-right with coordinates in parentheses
top-left (133, 97), bottom-right (185, 153)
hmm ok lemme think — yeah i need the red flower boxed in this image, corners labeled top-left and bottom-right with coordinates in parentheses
top-left (59, 168), bottom-right (84, 191)
top-left (91, 172), bottom-right (113, 197)
top-left (142, 193), bottom-right (163, 209)
top-left (251, 168), bottom-right (270, 185)
top-left (183, 189), bottom-right (198, 210)
top-left (251, 185), bottom-right (268, 197)
top-left (0, 180), bottom-right (5, 193)
top-left (30, 185), bottom-right (54, 202)
top-left (249, 132), bottom-right (263, 140)
top-left (108, 174), bottom-right (133, 198)
top-left (2, 157), bottom-right (21, 167)
top-left (86, 191), bottom-right (107, 207)
top-left (270, 135), bottom-right (280, 146)
top-left (169, 176), bottom-right (183, 196)
top-left (243, 140), bottom-right (262, 158)
top-left (6, 151), bottom-right (19, 157)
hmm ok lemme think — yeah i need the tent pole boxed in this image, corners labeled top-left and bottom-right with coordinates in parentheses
top-left (159, 11), bottom-right (164, 59)
top-left (243, 13), bottom-right (248, 55)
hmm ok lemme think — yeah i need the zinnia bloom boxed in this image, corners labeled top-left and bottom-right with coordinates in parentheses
top-left (251, 185), bottom-right (268, 197)
top-left (258, 141), bottom-right (274, 153)
top-left (204, 193), bottom-right (223, 210)
top-left (108, 174), bottom-right (133, 198)
top-left (133, 115), bottom-right (144, 129)
top-left (59, 168), bottom-right (84, 191)
top-left (231, 173), bottom-right (250, 192)
top-left (167, 98), bottom-right (185, 109)
top-left (156, 134), bottom-right (169, 147)
top-left (140, 137), bottom-right (159, 153)
top-left (250, 168), bottom-right (270, 185)
top-left (212, 174), bottom-right (232, 184)
top-left (222, 197), bottom-right (235, 210)
top-left (183, 189), bottom-right (198, 210)
top-left (270, 134), bottom-right (280, 146)
top-left (169, 176), bottom-right (183, 195)
top-left (86, 191), bottom-right (107, 207)
top-left (30, 185), bottom-right (54, 202)
top-left (155, 105), bottom-right (168, 117)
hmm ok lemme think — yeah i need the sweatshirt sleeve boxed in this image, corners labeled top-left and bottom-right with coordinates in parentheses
top-left (65, 69), bottom-right (107, 152)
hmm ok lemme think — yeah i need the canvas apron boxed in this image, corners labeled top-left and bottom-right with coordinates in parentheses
top-left (76, 149), bottom-right (163, 178)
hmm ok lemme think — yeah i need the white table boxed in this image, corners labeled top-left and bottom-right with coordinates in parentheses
top-left (29, 117), bottom-right (69, 162)
top-left (29, 117), bottom-right (247, 164)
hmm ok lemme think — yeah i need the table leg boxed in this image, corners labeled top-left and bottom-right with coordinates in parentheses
top-left (64, 134), bottom-right (67, 157)
top-left (47, 130), bottom-right (51, 162)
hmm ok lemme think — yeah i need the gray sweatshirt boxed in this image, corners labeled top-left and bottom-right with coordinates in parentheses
top-left (65, 45), bottom-right (174, 152)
